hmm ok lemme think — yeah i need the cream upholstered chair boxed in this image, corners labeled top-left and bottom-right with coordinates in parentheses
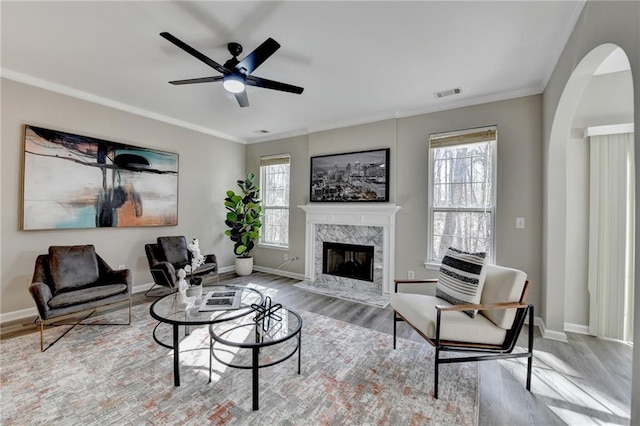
top-left (391, 261), bottom-right (533, 399)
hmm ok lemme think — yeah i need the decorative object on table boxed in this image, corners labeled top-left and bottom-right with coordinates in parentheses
top-left (199, 290), bottom-right (241, 312)
top-left (310, 148), bottom-right (390, 202)
top-left (186, 280), bottom-right (203, 300)
top-left (175, 269), bottom-right (195, 310)
top-left (144, 236), bottom-right (219, 296)
top-left (251, 296), bottom-right (283, 335)
top-left (224, 172), bottom-right (262, 276)
top-left (22, 125), bottom-right (178, 230)
top-left (185, 238), bottom-right (205, 284)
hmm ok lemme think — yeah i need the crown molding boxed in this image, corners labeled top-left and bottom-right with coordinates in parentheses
top-left (1, 68), bottom-right (246, 144)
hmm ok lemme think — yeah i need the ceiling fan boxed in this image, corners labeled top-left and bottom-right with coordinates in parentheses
top-left (160, 32), bottom-right (304, 108)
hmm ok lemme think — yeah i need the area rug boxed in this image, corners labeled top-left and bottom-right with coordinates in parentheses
top-left (0, 292), bottom-right (477, 425)
top-left (293, 281), bottom-right (390, 308)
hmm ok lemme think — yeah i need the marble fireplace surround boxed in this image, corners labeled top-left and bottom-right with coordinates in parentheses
top-left (298, 204), bottom-right (400, 296)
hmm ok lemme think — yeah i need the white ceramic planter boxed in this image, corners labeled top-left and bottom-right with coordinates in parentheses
top-left (235, 257), bottom-right (254, 276)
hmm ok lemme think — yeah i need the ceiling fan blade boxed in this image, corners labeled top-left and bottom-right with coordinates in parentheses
top-left (234, 91), bottom-right (249, 108)
top-left (247, 75), bottom-right (304, 94)
top-left (160, 32), bottom-right (230, 75)
top-left (169, 76), bottom-right (223, 85)
top-left (236, 38), bottom-right (280, 75)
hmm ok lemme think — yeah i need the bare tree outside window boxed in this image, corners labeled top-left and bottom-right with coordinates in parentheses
top-left (428, 128), bottom-right (496, 263)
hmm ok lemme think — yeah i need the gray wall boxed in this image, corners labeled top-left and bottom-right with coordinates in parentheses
top-left (245, 134), bottom-right (309, 276)
top-left (541, 1), bottom-right (639, 421)
top-left (247, 95), bottom-right (543, 312)
top-left (1, 78), bottom-right (245, 316)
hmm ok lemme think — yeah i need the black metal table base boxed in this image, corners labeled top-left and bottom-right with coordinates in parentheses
top-left (210, 323), bottom-right (302, 410)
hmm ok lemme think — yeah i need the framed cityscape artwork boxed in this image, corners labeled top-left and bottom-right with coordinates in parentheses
top-left (310, 148), bottom-right (390, 202)
top-left (22, 125), bottom-right (179, 230)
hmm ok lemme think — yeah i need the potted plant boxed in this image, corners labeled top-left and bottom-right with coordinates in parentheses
top-left (224, 172), bottom-right (262, 276)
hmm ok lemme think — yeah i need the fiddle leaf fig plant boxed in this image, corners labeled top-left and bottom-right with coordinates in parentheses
top-left (224, 173), bottom-right (262, 258)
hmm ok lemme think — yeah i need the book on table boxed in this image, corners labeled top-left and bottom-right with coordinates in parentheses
top-left (198, 290), bottom-right (241, 311)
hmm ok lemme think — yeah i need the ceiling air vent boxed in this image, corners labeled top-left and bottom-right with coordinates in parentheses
top-left (434, 87), bottom-right (462, 99)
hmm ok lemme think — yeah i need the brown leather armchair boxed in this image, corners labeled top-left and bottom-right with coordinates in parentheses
top-left (144, 236), bottom-right (218, 295)
top-left (29, 245), bottom-right (132, 351)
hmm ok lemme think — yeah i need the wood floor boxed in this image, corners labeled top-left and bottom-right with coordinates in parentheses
top-left (3, 272), bottom-right (633, 425)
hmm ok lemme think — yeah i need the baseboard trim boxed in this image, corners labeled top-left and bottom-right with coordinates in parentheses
top-left (219, 265), bottom-right (235, 274)
top-left (0, 307), bottom-right (37, 324)
top-left (564, 322), bottom-right (590, 335)
top-left (537, 317), bottom-right (569, 342)
top-left (524, 312), bottom-right (546, 338)
top-left (253, 265), bottom-right (306, 281)
top-left (132, 282), bottom-right (154, 294)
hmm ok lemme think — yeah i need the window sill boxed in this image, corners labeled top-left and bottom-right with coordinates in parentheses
top-left (423, 261), bottom-right (441, 271)
top-left (258, 243), bottom-right (289, 251)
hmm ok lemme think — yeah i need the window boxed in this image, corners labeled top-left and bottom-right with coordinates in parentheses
top-left (427, 126), bottom-right (496, 264)
top-left (260, 154), bottom-right (291, 248)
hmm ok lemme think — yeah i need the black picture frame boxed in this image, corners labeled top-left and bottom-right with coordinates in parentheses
top-left (310, 148), bottom-right (390, 202)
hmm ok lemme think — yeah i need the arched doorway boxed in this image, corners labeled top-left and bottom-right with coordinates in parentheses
top-left (545, 43), bottom-right (635, 340)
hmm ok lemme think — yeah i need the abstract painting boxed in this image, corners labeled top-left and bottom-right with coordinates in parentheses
top-left (22, 125), bottom-right (178, 230)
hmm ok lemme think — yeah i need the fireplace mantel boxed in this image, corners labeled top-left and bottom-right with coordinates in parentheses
top-left (298, 204), bottom-right (400, 227)
top-left (298, 204), bottom-right (400, 294)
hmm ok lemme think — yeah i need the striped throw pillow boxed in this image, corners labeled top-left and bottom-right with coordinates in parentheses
top-left (436, 247), bottom-right (487, 318)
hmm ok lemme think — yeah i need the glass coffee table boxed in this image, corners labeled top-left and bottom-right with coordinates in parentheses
top-left (149, 284), bottom-right (263, 386)
top-left (209, 304), bottom-right (302, 411)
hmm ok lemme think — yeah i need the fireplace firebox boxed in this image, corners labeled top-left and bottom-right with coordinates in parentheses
top-left (322, 242), bottom-right (374, 282)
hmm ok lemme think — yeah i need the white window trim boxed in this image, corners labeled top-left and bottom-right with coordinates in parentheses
top-left (426, 126), bottom-right (497, 267)
top-left (259, 153), bottom-right (291, 249)
top-left (257, 242), bottom-right (289, 251)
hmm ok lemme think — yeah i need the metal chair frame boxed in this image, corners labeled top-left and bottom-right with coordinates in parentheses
top-left (393, 279), bottom-right (534, 399)
top-left (35, 298), bottom-right (132, 352)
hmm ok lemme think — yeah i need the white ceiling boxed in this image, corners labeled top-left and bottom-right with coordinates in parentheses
top-left (1, 1), bottom-right (585, 143)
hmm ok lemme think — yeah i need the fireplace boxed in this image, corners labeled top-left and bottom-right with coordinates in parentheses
top-left (323, 242), bottom-right (374, 282)
top-left (299, 204), bottom-right (400, 295)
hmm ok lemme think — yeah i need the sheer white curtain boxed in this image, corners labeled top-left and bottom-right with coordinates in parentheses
top-left (588, 132), bottom-right (635, 342)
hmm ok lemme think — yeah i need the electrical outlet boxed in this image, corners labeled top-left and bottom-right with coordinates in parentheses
top-left (284, 253), bottom-right (288, 261)
top-left (118, 264), bottom-right (125, 270)
top-left (516, 217), bottom-right (525, 229)
top-left (408, 270), bottom-right (415, 279)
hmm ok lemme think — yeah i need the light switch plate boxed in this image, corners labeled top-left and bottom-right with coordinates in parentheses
top-left (516, 217), bottom-right (525, 229)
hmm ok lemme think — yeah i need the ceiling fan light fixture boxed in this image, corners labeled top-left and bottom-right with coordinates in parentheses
top-left (161, 33), bottom-right (303, 107)
top-left (223, 74), bottom-right (246, 93)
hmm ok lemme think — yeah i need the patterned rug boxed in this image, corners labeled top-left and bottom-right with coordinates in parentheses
top-left (0, 288), bottom-right (478, 425)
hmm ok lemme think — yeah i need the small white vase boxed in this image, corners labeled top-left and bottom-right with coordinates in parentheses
top-left (186, 283), bottom-right (202, 299)
top-left (235, 257), bottom-right (253, 276)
